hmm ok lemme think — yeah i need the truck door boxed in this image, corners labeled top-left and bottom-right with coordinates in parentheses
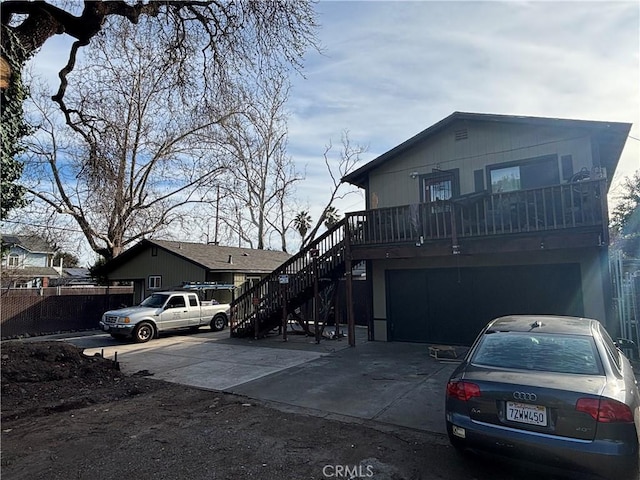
top-left (159, 295), bottom-right (190, 330)
top-left (187, 294), bottom-right (201, 326)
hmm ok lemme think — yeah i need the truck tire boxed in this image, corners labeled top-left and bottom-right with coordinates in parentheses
top-left (133, 322), bottom-right (154, 343)
top-left (210, 314), bottom-right (226, 332)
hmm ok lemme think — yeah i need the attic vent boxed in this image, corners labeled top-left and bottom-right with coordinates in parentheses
top-left (454, 128), bottom-right (468, 141)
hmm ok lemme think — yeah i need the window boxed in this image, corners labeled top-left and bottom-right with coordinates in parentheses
top-left (598, 324), bottom-right (621, 371)
top-left (490, 166), bottom-right (521, 193)
top-left (8, 254), bottom-right (20, 268)
top-left (166, 295), bottom-right (186, 308)
top-left (188, 295), bottom-right (198, 307)
top-left (420, 170), bottom-right (460, 213)
top-left (151, 246), bottom-right (158, 257)
top-left (487, 155), bottom-right (559, 193)
top-left (472, 332), bottom-right (602, 375)
top-left (148, 275), bottom-right (162, 289)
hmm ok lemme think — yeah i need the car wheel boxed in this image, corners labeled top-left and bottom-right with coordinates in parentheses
top-left (133, 322), bottom-right (154, 343)
top-left (211, 314), bottom-right (226, 331)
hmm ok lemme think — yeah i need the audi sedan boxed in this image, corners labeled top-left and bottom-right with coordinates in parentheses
top-left (445, 315), bottom-right (640, 480)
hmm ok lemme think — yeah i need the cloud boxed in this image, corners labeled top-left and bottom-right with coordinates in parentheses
top-left (288, 0), bottom-right (639, 216)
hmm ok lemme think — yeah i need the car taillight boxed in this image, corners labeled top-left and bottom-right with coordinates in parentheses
top-left (446, 381), bottom-right (481, 401)
top-left (575, 397), bottom-right (634, 423)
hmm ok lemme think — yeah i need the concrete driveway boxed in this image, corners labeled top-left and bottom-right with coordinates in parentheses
top-left (58, 326), bottom-right (464, 435)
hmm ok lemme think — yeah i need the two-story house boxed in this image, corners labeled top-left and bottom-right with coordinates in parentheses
top-left (1, 234), bottom-right (60, 288)
top-left (341, 112), bottom-right (631, 345)
top-left (229, 112), bottom-right (631, 347)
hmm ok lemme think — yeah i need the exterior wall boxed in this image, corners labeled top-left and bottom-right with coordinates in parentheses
top-left (370, 248), bottom-right (609, 341)
top-left (368, 122), bottom-right (594, 209)
top-left (2, 246), bottom-right (51, 268)
top-left (108, 245), bottom-right (206, 299)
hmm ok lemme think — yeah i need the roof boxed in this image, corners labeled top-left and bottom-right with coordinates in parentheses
top-left (1, 234), bottom-right (56, 254)
top-left (2, 266), bottom-right (61, 278)
top-left (342, 111), bottom-right (632, 189)
top-left (101, 239), bottom-right (291, 275)
top-left (486, 315), bottom-right (598, 336)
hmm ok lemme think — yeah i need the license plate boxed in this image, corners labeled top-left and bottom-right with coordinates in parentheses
top-left (506, 401), bottom-right (547, 426)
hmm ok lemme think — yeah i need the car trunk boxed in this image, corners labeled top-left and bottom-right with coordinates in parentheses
top-left (461, 364), bottom-right (606, 441)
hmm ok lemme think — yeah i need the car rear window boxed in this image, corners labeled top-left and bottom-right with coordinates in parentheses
top-left (472, 332), bottom-right (603, 375)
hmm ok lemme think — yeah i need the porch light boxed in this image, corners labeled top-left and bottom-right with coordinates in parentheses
top-left (409, 171), bottom-right (419, 179)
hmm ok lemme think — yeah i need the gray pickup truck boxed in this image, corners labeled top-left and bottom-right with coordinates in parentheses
top-left (100, 291), bottom-right (230, 343)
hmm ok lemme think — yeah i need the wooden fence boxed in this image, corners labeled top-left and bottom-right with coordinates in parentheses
top-left (1, 287), bottom-right (133, 339)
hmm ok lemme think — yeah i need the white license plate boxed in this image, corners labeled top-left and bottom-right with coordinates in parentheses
top-left (506, 401), bottom-right (547, 426)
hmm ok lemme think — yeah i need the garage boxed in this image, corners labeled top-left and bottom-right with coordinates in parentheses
top-left (386, 263), bottom-right (584, 345)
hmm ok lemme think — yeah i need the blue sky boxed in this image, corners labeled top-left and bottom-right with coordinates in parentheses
top-left (20, 0), bottom-right (640, 259)
top-left (287, 0), bottom-right (639, 218)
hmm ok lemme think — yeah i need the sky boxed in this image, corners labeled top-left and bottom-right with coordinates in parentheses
top-left (13, 0), bottom-right (640, 262)
top-left (286, 0), bottom-right (639, 218)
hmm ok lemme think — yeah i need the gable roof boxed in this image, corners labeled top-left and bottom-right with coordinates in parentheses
top-left (342, 111), bottom-right (632, 189)
top-left (101, 239), bottom-right (291, 275)
top-left (1, 234), bottom-right (56, 254)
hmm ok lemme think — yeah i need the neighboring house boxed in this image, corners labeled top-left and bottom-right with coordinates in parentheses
top-left (230, 112), bottom-right (632, 346)
top-left (1, 234), bottom-right (60, 288)
top-left (98, 239), bottom-right (292, 304)
top-left (49, 268), bottom-right (96, 287)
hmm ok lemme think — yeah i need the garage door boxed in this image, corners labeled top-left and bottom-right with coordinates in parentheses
top-left (386, 264), bottom-right (584, 345)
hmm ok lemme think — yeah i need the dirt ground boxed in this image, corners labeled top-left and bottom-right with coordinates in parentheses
top-left (0, 340), bottom-right (564, 480)
top-left (0, 340), bottom-right (441, 480)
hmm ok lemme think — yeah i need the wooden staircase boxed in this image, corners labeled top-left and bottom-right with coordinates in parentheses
top-left (230, 219), bottom-right (349, 339)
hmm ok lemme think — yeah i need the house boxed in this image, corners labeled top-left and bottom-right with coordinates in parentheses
top-left (229, 112), bottom-right (631, 346)
top-left (99, 239), bottom-right (292, 304)
top-left (49, 268), bottom-right (96, 287)
top-left (1, 234), bottom-right (60, 288)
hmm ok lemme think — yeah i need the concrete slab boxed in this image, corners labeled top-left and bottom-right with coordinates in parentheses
top-left (32, 326), bottom-right (466, 436)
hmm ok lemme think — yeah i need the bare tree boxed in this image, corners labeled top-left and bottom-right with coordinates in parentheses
top-left (21, 20), bottom-right (236, 260)
top-left (1, 0), bottom-right (317, 122)
top-left (301, 131), bottom-right (366, 248)
top-left (218, 73), bottom-right (302, 251)
top-left (1, 0), bottom-right (317, 223)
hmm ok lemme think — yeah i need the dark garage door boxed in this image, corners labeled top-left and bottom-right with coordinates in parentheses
top-left (386, 264), bottom-right (584, 345)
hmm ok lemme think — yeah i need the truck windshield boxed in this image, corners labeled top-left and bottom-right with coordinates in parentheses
top-left (140, 294), bottom-right (169, 308)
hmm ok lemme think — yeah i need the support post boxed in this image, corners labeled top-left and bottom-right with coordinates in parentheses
top-left (314, 255), bottom-right (320, 344)
top-left (344, 220), bottom-right (356, 347)
top-left (281, 283), bottom-right (288, 342)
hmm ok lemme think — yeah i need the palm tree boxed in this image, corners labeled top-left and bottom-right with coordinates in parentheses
top-left (293, 210), bottom-right (312, 242)
top-left (323, 206), bottom-right (340, 229)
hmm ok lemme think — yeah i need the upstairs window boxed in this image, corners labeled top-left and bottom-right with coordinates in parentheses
top-left (148, 275), bottom-right (162, 289)
top-left (488, 155), bottom-right (559, 193)
top-left (8, 254), bottom-right (20, 268)
top-left (420, 169), bottom-right (460, 213)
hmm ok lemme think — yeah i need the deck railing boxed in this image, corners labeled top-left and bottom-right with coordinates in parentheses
top-left (347, 178), bottom-right (607, 246)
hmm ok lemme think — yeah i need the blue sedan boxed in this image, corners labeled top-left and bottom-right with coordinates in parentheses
top-left (445, 315), bottom-right (640, 480)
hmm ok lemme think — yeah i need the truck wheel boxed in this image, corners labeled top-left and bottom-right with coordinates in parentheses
top-left (133, 322), bottom-right (154, 343)
top-left (211, 314), bottom-right (226, 332)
